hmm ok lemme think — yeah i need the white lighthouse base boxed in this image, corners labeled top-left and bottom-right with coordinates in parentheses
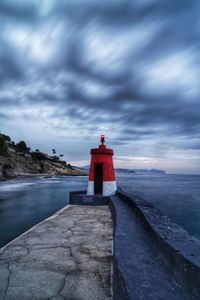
top-left (103, 181), bottom-right (117, 196)
top-left (87, 181), bottom-right (117, 196)
top-left (87, 181), bottom-right (94, 195)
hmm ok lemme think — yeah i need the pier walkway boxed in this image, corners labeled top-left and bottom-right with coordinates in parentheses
top-left (1, 191), bottom-right (200, 299)
top-left (0, 205), bottom-right (112, 300)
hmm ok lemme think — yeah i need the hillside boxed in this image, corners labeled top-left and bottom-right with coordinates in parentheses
top-left (115, 168), bottom-right (166, 174)
top-left (0, 132), bottom-right (87, 180)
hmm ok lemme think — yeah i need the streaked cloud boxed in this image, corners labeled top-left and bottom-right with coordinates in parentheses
top-left (0, 0), bottom-right (200, 173)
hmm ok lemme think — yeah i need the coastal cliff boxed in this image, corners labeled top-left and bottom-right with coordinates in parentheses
top-left (0, 132), bottom-right (87, 180)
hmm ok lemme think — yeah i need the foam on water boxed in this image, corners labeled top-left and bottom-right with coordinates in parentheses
top-left (0, 182), bottom-right (36, 192)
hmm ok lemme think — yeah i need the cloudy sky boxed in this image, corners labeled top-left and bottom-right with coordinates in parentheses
top-left (0, 0), bottom-right (200, 173)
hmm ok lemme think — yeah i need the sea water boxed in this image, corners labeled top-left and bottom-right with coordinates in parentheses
top-left (0, 174), bottom-right (199, 247)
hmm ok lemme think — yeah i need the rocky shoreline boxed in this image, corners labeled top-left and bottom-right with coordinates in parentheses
top-left (0, 151), bottom-right (87, 180)
top-left (0, 133), bottom-right (88, 180)
top-left (0, 132), bottom-right (88, 180)
top-left (0, 173), bottom-right (87, 182)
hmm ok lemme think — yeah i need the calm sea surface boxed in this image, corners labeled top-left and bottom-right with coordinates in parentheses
top-left (0, 174), bottom-right (199, 247)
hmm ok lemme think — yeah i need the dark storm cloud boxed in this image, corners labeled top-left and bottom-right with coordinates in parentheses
top-left (0, 38), bottom-right (24, 84)
top-left (0, 1), bottom-right (38, 22)
top-left (0, 112), bottom-right (8, 119)
top-left (0, 0), bottom-right (200, 165)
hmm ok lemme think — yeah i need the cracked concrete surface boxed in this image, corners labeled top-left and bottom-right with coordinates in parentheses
top-left (0, 205), bottom-right (113, 300)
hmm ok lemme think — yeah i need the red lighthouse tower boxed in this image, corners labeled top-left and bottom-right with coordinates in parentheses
top-left (87, 135), bottom-right (117, 196)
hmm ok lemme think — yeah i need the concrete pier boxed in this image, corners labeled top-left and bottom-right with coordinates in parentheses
top-left (0, 205), bottom-right (112, 300)
top-left (1, 189), bottom-right (200, 299)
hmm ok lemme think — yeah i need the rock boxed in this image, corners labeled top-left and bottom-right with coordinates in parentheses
top-left (0, 148), bottom-right (87, 180)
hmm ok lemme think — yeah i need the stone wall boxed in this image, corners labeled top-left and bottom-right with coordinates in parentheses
top-left (111, 188), bottom-right (200, 299)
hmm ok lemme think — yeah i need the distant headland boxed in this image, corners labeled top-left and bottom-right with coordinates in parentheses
top-left (115, 168), bottom-right (166, 174)
top-left (76, 165), bottom-right (166, 175)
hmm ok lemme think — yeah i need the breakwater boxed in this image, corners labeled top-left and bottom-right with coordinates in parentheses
top-left (111, 189), bottom-right (200, 299)
top-left (0, 188), bottom-right (200, 299)
top-left (70, 189), bottom-right (200, 299)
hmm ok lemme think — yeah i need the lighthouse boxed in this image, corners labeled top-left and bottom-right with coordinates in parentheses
top-left (87, 135), bottom-right (117, 196)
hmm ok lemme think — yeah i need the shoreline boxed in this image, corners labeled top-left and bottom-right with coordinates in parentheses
top-left (0, 173), bottom-right (88, 182)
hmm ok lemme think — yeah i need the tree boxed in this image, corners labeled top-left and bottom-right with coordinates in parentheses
top-left (10, 141), bottom-right (15, 147)
top-left (31, 151), bottom-right (46, 161)
top-left (0, 136), bottom-right (8, 156)
top-left (39, 162), bottom-right (45, 173)
top-left (67, 163), bottom-right (73, 170)
top-left (52, 149), bottom-right (56, 155)
top-left (52, 155), bottom-right (59, 162)
top-left (35, 149), bottom-right (40, 152)
top-left (0, 132), bottom-right (11, 142)
top-left (15, 141), bottom-right (29, 152)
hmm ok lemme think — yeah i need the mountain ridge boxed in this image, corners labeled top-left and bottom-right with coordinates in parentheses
top-left (76, 165), bottom-right (166, 174)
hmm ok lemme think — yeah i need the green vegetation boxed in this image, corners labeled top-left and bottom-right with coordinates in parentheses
top-left (67, 163), bottom-right (73, 170)
top-left (39, 162), bottom-right (45, 173)
top-left (0, 132), bottom-right (73, 168)
top-left (0, 133), bottom-right (11, 142)
top-left (31, 151), bottom-right (46, 161)
top-left (0, 132), bottom-right (86, 179)
top-left (0, 135), bottom-right (8, 156)
top-left (15, 141), bottom-right (30, 153)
